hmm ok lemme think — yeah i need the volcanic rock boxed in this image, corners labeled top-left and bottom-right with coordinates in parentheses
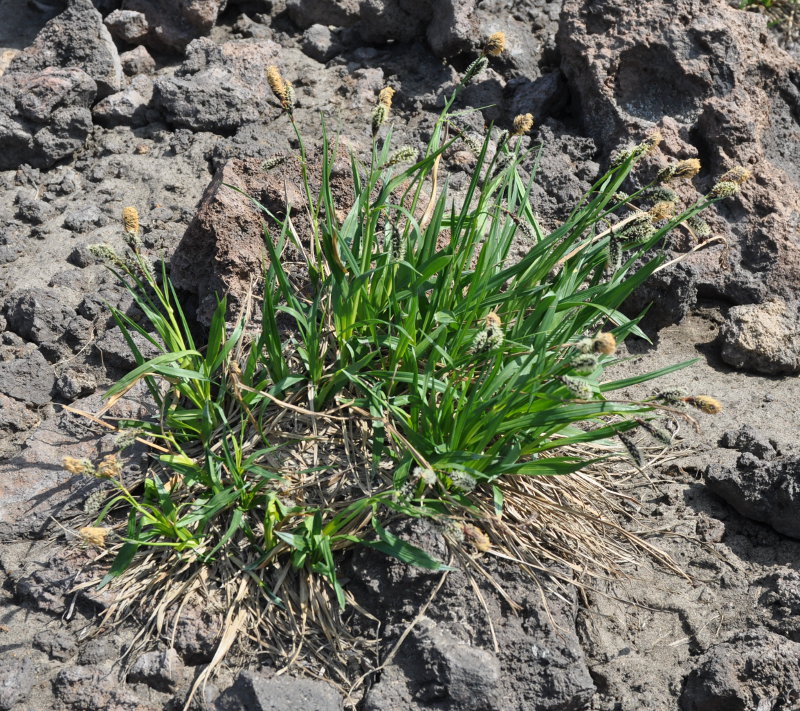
top-left (119, 0), bottom-right (228, 54)
top-left (558, 0), bottom-right (800, 316)
top-left (153, 38), bottom-right (282, 132)
top-left (720, 299), bottom-right (800, 375)
top-left (8, 0), bottom-right (122, 98)
top-left (216, 672), bottom-right (344, 710)
top-left (0, 67), bottom-right (96, 170)
top-left (680, 628), bottom-right (800, 710)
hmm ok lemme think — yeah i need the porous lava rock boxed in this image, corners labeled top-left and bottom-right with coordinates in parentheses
top-left (115, 0), bottom-right (228, 54)
top-left (171, 154), bottom-right (354, 325)
top-left (215, 672), bottom-right (344, 711)
top-left (706, 427), bottom-right (800, 539)
top-left (287, 0), bottom-right (478, 58)
top-left (558, 0), bottom-right (800, 318)
top-left (350, 519), bottom-right (595, 711)
top-left (720, 299), bottom-right (800, 375)
top-left (153, 37), bottom-right (282, 132)
top-left (680, 628), bottom-right (800, 710)
top-left (7, 0), bottom-right (122, 98)
top-left (0, 67), bottom-right (96, 170)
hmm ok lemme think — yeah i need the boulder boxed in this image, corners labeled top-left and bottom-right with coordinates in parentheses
top-left (104, 9), bottom-right (150, 44)
top-left (0, 67), bottom-right (96, 170)
top-left (359, 0), bottom-right (477, 57)
top-left (118, 0), bottom-right (228, 54)
top-left (92, 75), bottom-right (155, 127)
top-left (706, 443), bottom-right (800, 539)
top-left (286, 0), bottom-right (360, 29)
top-left (8, 0), bottom-right (122, 98)
top-left (171, 154), bottom-right (353, 325)
top-left (558, 0), bottom-right (800, 316)
top-left (0, 656), bottom-right (35, 710)
top-left (153, 38), bottom-right (282, 132)
top-left (720, 299), bottom-right (800, 375)
top-left (680, 628), bottom-right (800, 710)
top-left (119, 45), bottom-right (156, 76)
top-left (127, 648), bottom-right (186, 693)
top-left (215, 672), bottom-right (343, 711)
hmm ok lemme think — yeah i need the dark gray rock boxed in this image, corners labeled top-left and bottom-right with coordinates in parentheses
top-left (680, 628), bottom-right (800, 710)
top-left (33, 628), bottom-right (78, 661)
top-left (55, 366), bottom-right (98, 402)
top-left (760, 570), bottom-right (800, 643)
top-left (8, 0), bottom-right (122, 98)
top-left (215, 671), bottom-right (343, 711)
top-left (0, 656), bottom-right (36, 710)
top-left (0, 349), bottom-right (55, 405)
top-left (350, 519), bottom-right (595, 711)
top-left (16, 196), bottom-right (55, 225)
top-left (623, 262), bottom-right (698, 330)
top-left (77, 637), bottom-right (121, 666)
top-left (365, 617), bottom-right (502, 711)
top-left (127, 648), bottom-right (185, 693)
top-left (720, 300), bottom-right (800, 375)
top-left (719, 425), bottom-right (778, 461)
top-left (359, 0), bottom-right (477, 57)
top-left (104, 9), bottom-right (150, 44)
top-left (94, 326), bottom-right (159, 373)
top-left (172, 605), bottom-right (223, 665)
top-left (92, 75), bottom-right (155, 128)
top-left (706, 450), bottom-right (800, 539)
top-left (63, 205), bottom-right (110, 233)
top-left (0, 393), bottom-right (39, 458)
top-left (120, 45), bottom-right (156, 76)
top-left (301, 24), bottom-right (340, 62)
top-left (54, 666), bottom-right (152, 710)
top-left (120, 0), bottom-right (228, 54)
top-left (286, 0), bottom-right (360, 28)
top-left (154, 38), bottom-right (281, 132)
top-left (0, 67), bottom-right (96, 170)
top-left (5, 287), bottom-right (78, 346)
top-left (509, 71), bottom-right (568, 123)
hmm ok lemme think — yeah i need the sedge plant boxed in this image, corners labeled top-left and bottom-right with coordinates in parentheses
top-left (71, 31), bottom-right (747, 705)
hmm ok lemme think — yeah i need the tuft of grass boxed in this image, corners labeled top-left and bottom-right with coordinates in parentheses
top-left (72, 45), bottom-right (746, 708)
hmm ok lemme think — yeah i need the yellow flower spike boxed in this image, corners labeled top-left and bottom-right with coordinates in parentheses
top-left (484, 32), bottom-right (506, 57)
top-left (122, 206), bottom-right (139, 235)
top-left (79, 526), bottom-right (110, 548)
top-left (512, 113), bottom-right (534, 136)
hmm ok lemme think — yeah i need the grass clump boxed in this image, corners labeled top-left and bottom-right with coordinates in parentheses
top-left (72, 39), bottom-right (745, 706)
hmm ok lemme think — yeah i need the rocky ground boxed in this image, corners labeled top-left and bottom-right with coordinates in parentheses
top-left (0, 0), bottom-right (799, 709)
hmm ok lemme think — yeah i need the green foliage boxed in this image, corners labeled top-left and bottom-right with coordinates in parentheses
top-left (84, 61), bottom-right (738, 610)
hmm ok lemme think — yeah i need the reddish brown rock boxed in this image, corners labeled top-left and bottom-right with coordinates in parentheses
top-left (171, 156), bottom-right (355, 326)
top-left (558, 0), bottom-right (800, 311)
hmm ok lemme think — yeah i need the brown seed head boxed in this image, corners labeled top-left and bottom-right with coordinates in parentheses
top-left (61, 457), bottom-right (94, 476)
top-left (685, 395), bottom-right (723, 414)
top-left (719, 165), bottom-right (751, 185)
top-left (512, 113), bottom-right (534, 136)
top-left (122, 206), bottom-right (139, 235)
top-left (593, 332), bottom-right (617, 355)
top-left (642, 128), bottom-right (663, 154)
top-left (266, 65), bottom-right (287, 103)
top-left (649, 200), bottom-right (675, 221)
top-left (79, 526), bottom-right (109, 548)
top-left (96, 454), bottom-right (123, 479)
top-left (672, 158), bottom-right (701, 180)
top-left (462, 523), bottom-right (491, 552)
top-left (484, 32), bottom-right (506, 56)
